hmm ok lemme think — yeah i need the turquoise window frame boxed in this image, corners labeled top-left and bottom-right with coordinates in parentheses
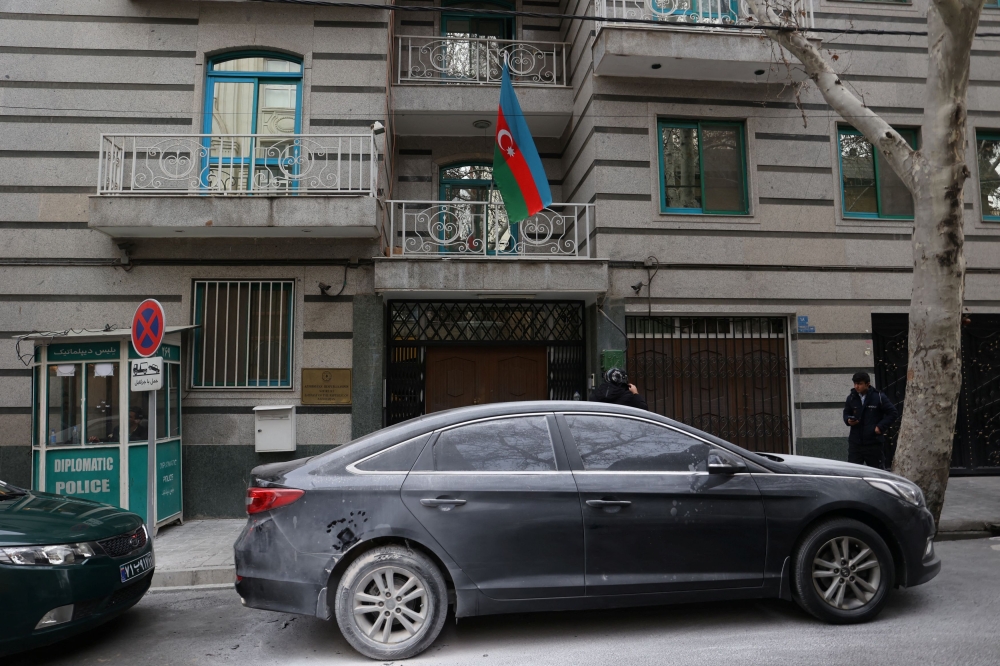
top-left (657, 119), bottom-right (749, 216)
top-left (202, 52), bottom-right (304, 192)
top-left (438, 162), bottom-right (518, 256)
top-left (191, 281), bottom-right (295, 389)
top-left (441, 0), bottom-right (515, 38)
top-left (976, 130), bottom-right (1000, 222)
top-left (838, 126), bottom-right (918, 220)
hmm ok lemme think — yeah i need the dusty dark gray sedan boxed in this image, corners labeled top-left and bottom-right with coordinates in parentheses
top-left (234, 401), bottom-right (940, 661)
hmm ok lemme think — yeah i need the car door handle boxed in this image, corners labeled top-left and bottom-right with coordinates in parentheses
top-left (420, 498), bottom-right (467, 507)
top-left (586, 500), bottom-right (631, 507)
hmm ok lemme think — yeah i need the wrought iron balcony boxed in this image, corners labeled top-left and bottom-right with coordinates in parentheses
top-left (384, 200), bottom-right (594, 258)
top-left (396, 35), bottom-right (568, 86)
top-left (97, 133), bottom-right (377, 195)
top-left (595, 0), bottom-right (814, 29)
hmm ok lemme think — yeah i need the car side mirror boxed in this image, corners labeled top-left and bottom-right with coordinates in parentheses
top-left (707, 449), bottom-right (747, 475)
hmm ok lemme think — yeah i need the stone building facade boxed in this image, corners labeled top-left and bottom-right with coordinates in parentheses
top-left (2, 0), bottom-right (998, 517)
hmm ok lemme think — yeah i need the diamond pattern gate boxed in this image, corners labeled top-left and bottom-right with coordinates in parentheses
top-left (385, 301), bottom-right (586, 426)
top-left (873, 313), bottom-right (1000, 474)
top-left (625, 316), bottom-right (792, 454)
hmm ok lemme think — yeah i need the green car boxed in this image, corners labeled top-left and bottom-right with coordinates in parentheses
top-left (0, 479), bottom-right (154, 656)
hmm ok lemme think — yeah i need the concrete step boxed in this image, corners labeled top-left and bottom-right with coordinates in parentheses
top-left (152, 566), bottom-right (235, 589)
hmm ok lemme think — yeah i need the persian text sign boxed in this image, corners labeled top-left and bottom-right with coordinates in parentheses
top-left (130, 357), bottom-right (163, 392)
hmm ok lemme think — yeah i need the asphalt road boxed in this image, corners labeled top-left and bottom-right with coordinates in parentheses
top-left (12, 538), bottom-right (1000, 666)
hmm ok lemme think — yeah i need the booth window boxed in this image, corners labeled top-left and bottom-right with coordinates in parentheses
top-left (192, 280), bottom-right (295, 388)
top-left (86, 362), bottom-right (120, 443)
top-left (658, 120), bottom-right (748, 215)
top-left (839, 127), bottom-right (917, 219)
top-left (169, 364), bottom-right (181, 437)
top-left (47, 364), bottom-right (82, 446)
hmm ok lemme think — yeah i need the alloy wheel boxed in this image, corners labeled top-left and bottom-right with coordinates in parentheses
top-left (351, 566), bottom-right (429, 645)
top-left (811, 536), bottom-right (882, 610)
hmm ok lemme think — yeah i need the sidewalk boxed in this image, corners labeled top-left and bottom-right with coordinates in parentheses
top-left (147, 477), bottom-right (1000, 590)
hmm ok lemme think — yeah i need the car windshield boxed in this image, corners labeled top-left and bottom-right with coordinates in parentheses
top-left (0, 479), bottom-right (27, 500)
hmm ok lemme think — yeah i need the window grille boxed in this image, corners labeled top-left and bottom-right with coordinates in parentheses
top-left (192, 280), bottom-right (294, 388)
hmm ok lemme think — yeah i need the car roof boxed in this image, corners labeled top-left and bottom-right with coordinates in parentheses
top-left (308, 401), bottom-right (783, 473)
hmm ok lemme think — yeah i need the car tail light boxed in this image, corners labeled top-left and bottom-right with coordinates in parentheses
top-left (246, 487), bottom-right (304, 515)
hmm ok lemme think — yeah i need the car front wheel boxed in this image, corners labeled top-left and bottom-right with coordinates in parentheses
top-left (792, 517), bottom-right (895, 624)
top-left (334, 544), bottom-right (448, 660)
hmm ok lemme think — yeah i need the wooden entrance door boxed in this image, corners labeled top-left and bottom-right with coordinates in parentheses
top-left (425, 346), bottom-right (547, 413)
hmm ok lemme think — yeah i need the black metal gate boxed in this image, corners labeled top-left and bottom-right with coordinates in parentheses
top-left (625, 316), bottom-right (792, 454)
top-left (873, 313), bottom-right (1000, 474)
top-left (385, 300), bottom-right (586, 426)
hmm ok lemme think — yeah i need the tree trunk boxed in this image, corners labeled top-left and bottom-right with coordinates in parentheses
top-left (892, 2), bottom-right (980, 523)
top-left (741, 0), bottom-right (984, 523)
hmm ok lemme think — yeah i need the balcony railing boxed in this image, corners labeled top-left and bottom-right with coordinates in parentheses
top-left (384, 200), bottom-right (594, 258)
top-left (396, 35), bottom-right (568, 86)
top-left (595, 0), bottom-right (814, 29)
top-left (97, 133), bottom-right (377, 195)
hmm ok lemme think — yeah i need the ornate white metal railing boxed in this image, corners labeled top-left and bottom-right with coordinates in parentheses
top-left (384, 200), bottom-right (594, 258)
top-left (396, 35), bottom-right (568, 86)
top-left (595, 0), bottom-right (814, 29)
top-left (97, 133), bottom-right (377, 195)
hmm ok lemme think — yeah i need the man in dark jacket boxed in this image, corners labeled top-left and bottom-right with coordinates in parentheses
top-left (590, 367), bottom-right (649, 410)
top-left (843, 371), bottom-right (899, 469)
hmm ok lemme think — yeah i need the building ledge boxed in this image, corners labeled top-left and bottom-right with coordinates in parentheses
top-left (88, 195), bottom-right (380, 238)
top-left (374, 257), bottom-right (609, 300)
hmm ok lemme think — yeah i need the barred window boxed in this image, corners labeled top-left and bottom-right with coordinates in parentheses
top-left (192, 281), bottom-right (294, 388)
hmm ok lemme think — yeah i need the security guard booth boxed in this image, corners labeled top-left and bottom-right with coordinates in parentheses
top-left (24, 327), bottom-right (191, 528)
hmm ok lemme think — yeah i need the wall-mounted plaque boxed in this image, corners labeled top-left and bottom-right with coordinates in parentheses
top-left (302, 368), bottom-right (352, 405)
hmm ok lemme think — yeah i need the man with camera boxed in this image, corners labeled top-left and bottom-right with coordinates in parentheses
top-left (843, 371), bottom-right (899, 469)
top-left (590, 367), bottom-right (649, 410)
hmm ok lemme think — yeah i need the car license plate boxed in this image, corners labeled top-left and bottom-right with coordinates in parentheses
top-left (120, 552), bottom-right (154, 583)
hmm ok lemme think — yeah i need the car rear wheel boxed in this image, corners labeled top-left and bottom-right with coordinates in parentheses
top-left (334, 544), bottom-right (448, 660)
top-left (792, 518), bottom-right (895, 624)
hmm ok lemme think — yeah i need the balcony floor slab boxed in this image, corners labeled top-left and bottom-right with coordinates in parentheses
top-left (88, 195), bottom-right (380, 238)
top-left (593, 26), bottom-right (810, 84)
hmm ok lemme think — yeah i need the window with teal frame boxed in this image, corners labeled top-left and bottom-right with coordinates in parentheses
top-left (438, 163), bottom-right (516, 254)
top-left (203, 52), bottom-right (303, 192)
top-left (191, 280), bottom-right (294, 388)
top-left (657, 120), bottom-right (749, 215)
top-left (976, 131), bottom-right (1000, 220)
top-left (838, 127), bottom-right (917, 219)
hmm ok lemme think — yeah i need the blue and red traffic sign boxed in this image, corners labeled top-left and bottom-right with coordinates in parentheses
top-left (131, 299), bottom-right (166, 358)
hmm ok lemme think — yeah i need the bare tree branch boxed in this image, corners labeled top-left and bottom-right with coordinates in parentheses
top-left (744, 0), bottom-right (918, 191)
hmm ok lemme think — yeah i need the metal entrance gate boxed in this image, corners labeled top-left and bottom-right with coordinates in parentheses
top-left (873, 313), bottom-right (1000, 474)
top-left (625, 316), bottom-right (792, 454)
top-left (385, 301), bottom-right (586, 426)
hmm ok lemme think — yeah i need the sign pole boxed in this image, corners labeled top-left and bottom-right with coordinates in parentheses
top-left (147, 390), bottom-right (156, 538)
top-left (130, 298), bottom-right (166, 538)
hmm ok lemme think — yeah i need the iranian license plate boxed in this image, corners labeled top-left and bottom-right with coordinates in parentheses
top-left (120, 552), bottom-right (154, 583)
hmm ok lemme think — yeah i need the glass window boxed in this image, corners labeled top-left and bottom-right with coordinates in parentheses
top-left (47, 364), bottom-right (82, 447)
top-left (839, 127), bottom-right (917, 219)
top-left (355, 436), bottom-right (429, 472)
top-left (169, 364), bottom-right (181, 437)
top-left (432, 416), bottom-right (556, 472)
top-left (438, 163), bottom-right (513, 254)
top-left (156, 374), bottom-right (167, 440)
top-left (976, 132), bottom-right (1000, 220)
top-left (32, 366), bottom-right (39, 447)
top-left (192, 280), bottom-right (294, 388)
top-left (127, 390), bottom-right (150, 442)
top-left (565, 415), bottom-right (711, 472)
top-left (658, 120), bottom-right (748, 215)
top-left (205, 54), bottom-right (302, 193)
top-left (86, 363), bottom-right (119, 444)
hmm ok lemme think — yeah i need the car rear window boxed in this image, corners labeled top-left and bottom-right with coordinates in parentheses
top-left (432, 416), bottom-right (556, 472)
top-left (565, 415), bottom-right (710, 472)
top-left (354, 435), bottom-right (429, 472)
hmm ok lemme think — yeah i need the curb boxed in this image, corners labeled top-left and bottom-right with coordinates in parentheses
top-left (151, 566), bottom-right (235, 589)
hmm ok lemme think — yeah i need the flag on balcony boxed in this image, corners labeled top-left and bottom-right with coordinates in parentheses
top-left (493, 63), bottom-right (552, 222)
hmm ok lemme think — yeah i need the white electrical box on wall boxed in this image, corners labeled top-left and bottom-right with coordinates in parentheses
top-left (253, 405), bottom-right (296, 452)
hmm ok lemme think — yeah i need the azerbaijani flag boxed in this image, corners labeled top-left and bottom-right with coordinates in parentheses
top-left (493, 64), bottom-right (552, 223)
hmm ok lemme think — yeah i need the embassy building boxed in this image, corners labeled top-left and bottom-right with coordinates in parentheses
top-left (1, 0), bottom-right (999, 519)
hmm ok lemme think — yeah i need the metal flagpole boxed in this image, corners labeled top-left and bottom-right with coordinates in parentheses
top-left (147, 389), bottom-right (157, 537)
